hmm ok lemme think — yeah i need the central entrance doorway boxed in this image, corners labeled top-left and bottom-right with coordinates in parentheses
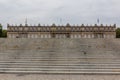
top-left (51, 33), bottom-right (70, 38)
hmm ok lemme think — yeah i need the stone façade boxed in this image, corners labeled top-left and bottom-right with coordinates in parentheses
top-left (7, 24), bottom-right (116, 38)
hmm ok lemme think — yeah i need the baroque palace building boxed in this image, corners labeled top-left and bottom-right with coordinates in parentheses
top-left (7, 23), bottom-right (116, 38)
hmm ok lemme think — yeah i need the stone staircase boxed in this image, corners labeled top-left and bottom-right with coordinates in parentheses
top-left (0, 38), bottom-right (120, 74)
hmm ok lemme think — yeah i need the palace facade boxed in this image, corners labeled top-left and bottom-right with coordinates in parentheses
top-left (7, 24), bottom-right (116, 38)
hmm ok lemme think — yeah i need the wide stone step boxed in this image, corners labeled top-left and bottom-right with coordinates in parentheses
top-left (0, 59), bottom-right (120, 61)
top-left (1, 70), bottom-right (120, 74)
top-left (0, 61), bottom-right (119, 64)
top-left (1, 63), bottom-right (120, 69)
top-left (0, 60), bottom-right (119, 63)
top-left (0, 68), bottom-right (120, 74)
top-left (1, 65), bottom-right (120, 69)
top-left (0, 63), bottom-right (120, 65)
top-left (1, 68), bottom-right (120, 71)
top-left (0, 62), bottom-right (120, 65)
top-left (1, 57), bottom-right (120, 59)
top-left (0, 57), bottom-right (119, 59)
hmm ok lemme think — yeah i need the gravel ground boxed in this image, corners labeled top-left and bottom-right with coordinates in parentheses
top-left (0, 74), bottom-right (120, 80)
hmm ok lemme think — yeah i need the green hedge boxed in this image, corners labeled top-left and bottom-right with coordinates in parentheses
top-left (116, 28), bottom-right (120, 38)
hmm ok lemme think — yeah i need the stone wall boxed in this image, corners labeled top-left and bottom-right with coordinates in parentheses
top-left (0, 38), bottom-right (120, 56)
top-left (0, 74), bottom-right (120, 80)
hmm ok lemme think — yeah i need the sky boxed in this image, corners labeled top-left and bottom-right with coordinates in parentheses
top-left (0, 0), bottom-right (120, 29)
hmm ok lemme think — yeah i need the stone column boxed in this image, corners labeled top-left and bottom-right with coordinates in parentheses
top-left (78, 34), bottom-right (80, 38)
top-left (48, 34), bottom-right (51, 38)
top-left (35, 34), bottom-right (38, 38)
top-left (84, 34), bottom-right (86, 38)
top-left (12, 34), bottom-right (15, 38)
top-left (28, 34), bottom-right (30, 38)
top-left (63, 34), bottom-right (67, 38)
top-left (9, 34), bottom-right (12, 38)
top-left (104, 34), bottom-right (106, 38)
top-left (56, 34), bottom-right (58, 38)
top-left (70, 34), bottom-right (73, 39)
top-left (74, 34), bottom-right (76, 38)
top-left (88, 34), bottom-right (90, 38)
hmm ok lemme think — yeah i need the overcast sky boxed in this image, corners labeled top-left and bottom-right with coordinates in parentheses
top-left (0, 0), bottom-right (120, 28)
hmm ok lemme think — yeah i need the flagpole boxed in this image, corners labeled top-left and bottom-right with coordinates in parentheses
top-left (97, 18), bottom-right (99, 25)
top-left (25, 18), bottom-right (28, 26)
